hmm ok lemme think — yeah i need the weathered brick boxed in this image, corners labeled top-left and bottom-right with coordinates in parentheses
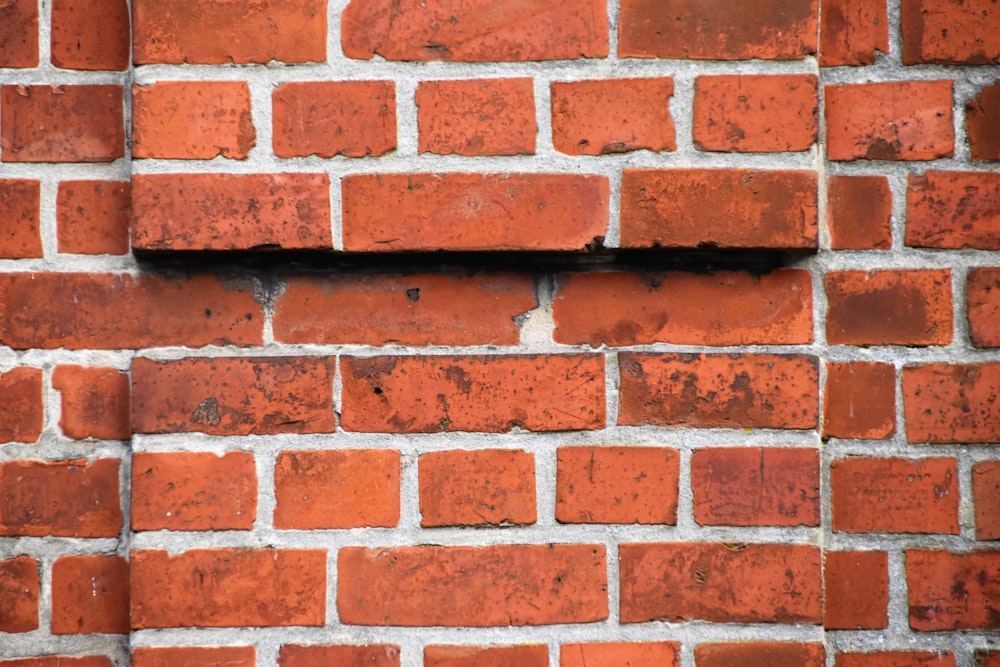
top-left (51, 555), bottom-right (129, 634)
top-left (551, 78), bottom-right (675, 156)
top-left (0, 273), bottom-right (262, 349)
top-left (0, 658), bottom-right (111, 667)
top-left (977, 652), bottom-right (1000, 667)
top-left (132, 173), bottom-right (332, 251)
top-left (131, 548), bottom-right (327, 628)
top-left (837, 653), bottom-right (955, 667)
top-left (338, 544), bottom-right (607, 626)
top-left (825, 81), bottom-right (954, 161)
top-left (696, 643), bottom-right (825, 667)
top-left (827, 175), bottom-right (892, 250)
top-left (0, 0), bottom-right (38, 67)
top-left (563, 643), bottom-right (678, 667)
top-left (133, 0), bottom-right (327, 64)
top-left (50, 0), bottom-right (129, 70)
top-left (969, 268), bottom-right (1000, 347)
top-left (1, 85), bottom-right (124, 163)
top-left (342, 355), bottom-right (604, 433)
top-left (556, 446), bottom-right (678, 525)
top-left (0, 179), bottom-right (41, 259)
top-left (968, 82), bottom-right (1000, 161)
top-left (417, 78), bottom-right (535, 156)
top-left (973, 461), bottom-right (1000, 540)
top-left (903, 363), bottom-right (1000, 443)
top-left (693, 75), bottom-right (817, 152)
top-left (618, 353), bottom-right (819, 430)
top-left (132, 81), bottom-right (256, 160)
top-left (132, 452), bottom-right (258, 531)
top-left (831, 457), bottom-right (959, 534)
top-left (819, 0), bottom-right (889, 66)
top-left (56, 180), bottom-right (130, 255)
top-left (132, 647), bottom-right (255, 667)
top-left (279, 645), bottom-right (400, 667)
top-left (132, 357), bottom-right (335, 436)
top-left (826, 270), bottom-right (953, 345)
top-left (553, 270), bottom-right (812, 346)
top-left (342, 0), bottom-right (608, 61)
top-left (620, 542), bottom-right (822, 624)
top-left (907, 549), bottom-right (1000, 630)
top-left (823, 362), bottom-right (896, 440)
top-left (52, 365), bottom-right (130, 440)
top-left (274, 273), bottom-right (535, 346)
top-left (902, 0), bottom-right (999, 64)
top-left (619, 169), bottom-right (818, 250)
top-left (274, 449), bottom-right (399, 529)
top-left (426, 645), bottom-right (546, 667)
top-left (0, 367), bottom-right (43, 443)
top-left (272, 81), bottom-right (396, 158)
top-left (0, 459), bottom-right (121, 537)
top-left (906, 172), bottom-right (1000, 250)
top-left (0, 557), bottom-right (38, 633)
top-left (824, 551), bottom-right (889, 629)
top-left (691, 447), bottom-right (820, 527)
top-left (420, 449), bottom-right (536, 527)
top-left (342, 173), bottom-right (608, 252)
top-left (618, 0), bottom-right (817, 59)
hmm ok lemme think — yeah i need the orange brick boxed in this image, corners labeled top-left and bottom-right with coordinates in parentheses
top-left (563, 642), bottom-right (678, 667)
top-left (427, 645), bottom-right (546, 667)
top-left (906, 172), bottom-right (1000, 250)
top-left (279, 645), bottom-right (399, 667)
top-left (0, 556), bottom-right (39, 633)
top-left (0, 0), bottom-right (38, 67)
top-left (0, 367), bottom-right (43, 443)
top-left (819, 0), bottom-right (889, 66)
top-left (0, 179), bottom-right (41, 259)
top-left (696, 643), bottom-right (825, 667)
top-left (50, 0), bottom-right (129, 70)
top-left (907, 549), bottom-right (1000, 630)
top-left (56, 180), bottom-right (130, 255)
top-left (824, 551), bottom-right (889, 629)
top-left (823, 362), bottom-right (896, 440)
top-left (418, 78), bottom-right (535, 156)
top-left (827, 175), bottom-right (892, 250)
top-left (968, 268), bottom-right (1000, 347)
top-left (837, 653), bottom-right (955, 667)
top-left (51, 555), bottom-right (128, 634)
top-left (52, 366), bottom-right (130, 440)
top-left (420, 450), bottom-right (536, 527)
top-left (902, 0), bottom-right (1000, 64)
top-left (973, 461), bottom-right (1000, 540)
top-left (967, 82), bottom-right (1000, 161)
top-left (903, 363), bottom-right (1000, 443)
top-left (132, 647), bottom-right (256, 667)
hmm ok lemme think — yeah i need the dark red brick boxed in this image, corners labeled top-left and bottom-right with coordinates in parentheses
top-left (0, 557), bottom-right (38, 633)
top-left (973, 461), bottom-right (1000, 540)
top-left (903, 363), bottom-right (1000, 443)
top-left (969, 268), bottom-right (1000, 347)
top-left (0, 179), bottom-right (41, 259)
top-left (56, 180), bottom-right (130, 255)
top-left (823, 362), bottom-right (896, 440)
top-left (50, 0), bottom-right (129, 70)
top-left (0, 0), bottom-right (38, 67)
top-left (907, 549), bottom-right (1000, 630)
top-left (906, 171), bottom-right (1000, 250)
top-left (51, 555), bottom-right (129, 634)
top-left (52, 365), bottom-right (130, 440)
top-left (968, 81), bottom-right (1000, 161)
top-left (824, 551), bottom-right (889, 629)
top-left (0, 367), bottom-right (43, 443)
top-left (902, 0), bottom-right (1000, 64)
top-left (696, 643), bottom-right (825, 667)
top-left (819, 0), bottom-right (889, 66)
top-left (827, 175), bottom-right (892, 250)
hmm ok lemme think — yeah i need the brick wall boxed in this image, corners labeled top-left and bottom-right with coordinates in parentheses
top-left (1, 0), bottom-right (999, 665)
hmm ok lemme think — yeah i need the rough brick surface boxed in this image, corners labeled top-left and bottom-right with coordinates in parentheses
top-left (819, 0), bottom-right (889, 65)
top-left (907, 549), bottom-right (1000, 630)
top-left (824, 551), bottom-right (889, 629)
top-left (619, 169), bottom-right (818, 250)
top-left (132, 647), bottom-right (256, 667)
top-left (903, 363), bottom-right (1000, 443)
top-left (132, 452), bottom-right (258, 531)
top-left (967, 82), bottom-right (1000, 161)
top-left (563, 642), bottom-right (679, 667)
top-left (338, 545), bottom-right (608, 626)
top-left (131, 548), bottom-right (327, 628)
top-left (968, 268), bottom-right (1000, 348)
top-left (696, 643), bottom-right (825, 667)
top-left (342, 0), bottom-right (609, 61)
top-left (901, 0), bottom-right (1000, 64)
top-left (978, 653), bottom-right (1000, 667)
top-left (0, 367), bottom-right (43, 443)
top-left (0, 179), bottom-right (41, 259)
top-left (52, 365), bottom-right (131, 440)
top-left (620, 542), bottom-right (822, 624)
top-left (50, 0), bottom-right (129, 70)
top-left (0, 0), bottom-right (38, 67)
top-left (837, 653), bottom-right (956, 667)
top-left (553, 270), bottom-right (812, 346)
top-left (425, 645), bottom-right (546, 667)
top-left (823, 362), bottom-right (896, 440)
top-left (419, 449), bottom-right (536, 527)
top-left (341, 355), bottom-right (605, 433)
top-left (342, 173), bottom-right (609, 252)
top-left (550, 78), bottom-right (676, 155)
top-left (0, 557), bottom-right (39, 633)
top-left (827, 175), bottom-right (893, 250)
top-left (274, 449), bottom-right (400, 529)
top-left (972, 461), bottom-right (1000, 540)
top-left (905, 171), bottom-right (1000, 250)
top-left (0, 659), bottom-right (111, 667)
top-left (618, 353), bottom-right (819, 430)
top-left (51, 555), bottom-right (129, 634)
top-left (56, 180), bottom-right (131, 255)
top-left (279, 645), bottom-right (399, 667)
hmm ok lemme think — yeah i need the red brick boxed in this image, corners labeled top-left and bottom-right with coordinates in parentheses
top-left (51, 555), bottom-right (128, 634)
top-left (132, 452), bottom-right (258, 531)
top-left (819, 0), bottom-right (889, 65)
top-left (968, 82), bottom-right (1000, 161)
top-left (133, 0), bottom-right (326, 64)
top-left (696, 643), bottom-right (825, 667)
top-left (341, 355), bottom-right (604, 433)
top-left (831, 457), bottom-right (959, 534)
top-left (977, 652), bottom-right (1000, 667)
top-left (132, 82), bottom-right (255, 160)
top-left (620, 542), bottom-right (822, 624)
top-left (50, 0), bottom-right (129, 70)
top-left (973, 461), bottom-right (1000, 540)
top-left (342, 0), bottom-right (608, 61)
top-left (826, 270), bottom-right (952, 345)
top-left (420, 449), bottom-right (536, 527)
top-left (337, 544), bottom-right (607, 626)
top-left (619, 0), bottom-right (816, 59)
top-left (280, 645), bottom-right (400, 667)
top-left (902, 0), bottom-right (1000, 64)
top-left (274, 449), bottom-right (399, 529)
top-left (618, 353), bottom-right (819, 430)
top-left (417, 78), bottom-right (535, 156)
top-left (827, 175), bottom-right (892, 250)
top-left (132, 647), bottom-right (256, 667)
top-left (903, 363), bottom-right (1000, 443)
top-left (824, 551), bottom-right (889, 629)
top-left (693, 75), bottom-right (817, 152)
top-left (551, 78), bottom-right (675, 156)
top-left (1, 85), bottom-right (124, 163)
top-left (906, 171), bottom-right (1000, 250)
top-left (825, 81), bottom-right (954, 161)
top-left (691, 447), bottom-right (819, 527)
top-left (553, 270), bottom-right (812, 346)
top-left (0, 273), bottom-right (262, 349)
top-left (132, 173), bottom-right (332, 251)
top-left (907, 549), bottom-right (1000, 630)
top-left (131, 548), bottom-right (326, 628)
top-left (0, 459), bottom-right (121, 537)
top-left (837, 653), bottom-right (956, 667)
top-left (0, 0), bottom-right (38, 67)
top-left (619, 169), bottom-right (818, 250)
top-left (969, 268), bottom-right (1000, 347)
top-left (342, 173), bottom-right (608, 252)
top-left (556, 446), bottom-right (678, 525)
top-left (0, 557), bottom-right (38, 633)
top-left (132, 357), bottom-right (335, 436)
top-left (823, 362), bottom-right (896, 440)
top-left (562, 642), bottom-right (678, 667)
top-left (56, 180), bottom-right (130, 255)
top-left (426, 645), bottom-right (546, 667)
top-left (0, 367), bottom-right (43, 443)
top-left (273, 273), bottom-right (536, 346)
top-left (52, 366), bottom-right (130, 440)
top-left (272, 81), bottom-right (396, 158)
top-left (0, 659), bottom-right (111, 667)
top-left (0, 179), bottom-right (41, 259)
